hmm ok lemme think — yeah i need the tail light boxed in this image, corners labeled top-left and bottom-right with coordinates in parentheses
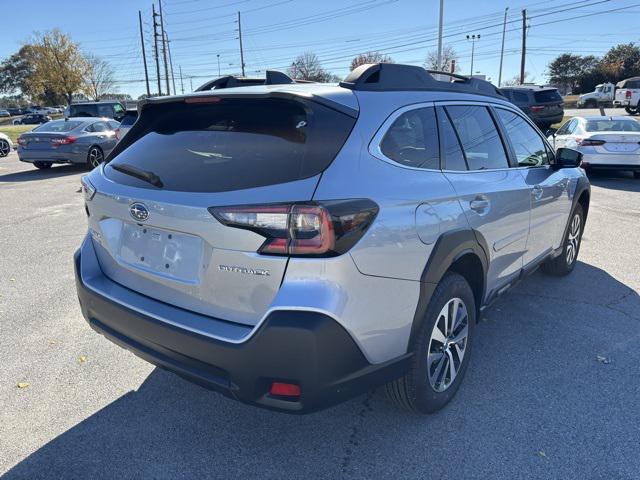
top-left (51, 136), bottom-right (77, 146)
top-left (626, 90), bottom-right (632, 99)
top-left (530, 105), bottom-right (545, 113)
top-left (17, 136), bottom-right (26, 146)
top-left (209, 199), bottom-right (378, 257)
top-left (576, 138), bottom-right (606, 146)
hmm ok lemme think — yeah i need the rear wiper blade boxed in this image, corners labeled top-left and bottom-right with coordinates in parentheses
top-left (110, 163), bottom-right (163, 188)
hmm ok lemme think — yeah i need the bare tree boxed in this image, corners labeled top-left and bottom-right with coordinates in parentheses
top-left (503, 72), bottom-right (536, 86)
top-left (287, 52), bottom-right (334, 82)
top-left (84, 54), bottom-right (116, 101)
top-left (350, 51), bottom-right (394, 71)
top-left (425, 45), bottom-right (458, 72)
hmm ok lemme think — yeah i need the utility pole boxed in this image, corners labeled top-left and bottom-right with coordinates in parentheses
top-left (520, 9), bottom-right (527, 85)
top-left (237, 11), bottom-right (245, 76)
top-left (179, 65), bottom-right (184, 94)
top-left (190, 77), bottom-right (193, 92)
top-left (138, 10), bottom-right (151, 97)
top-left (164, 31), bottom-right (177, 95)
top-left (466, 34), bottom-right (480, 77)
top-left (152, 4), bottom-right (162, 95)
top-left (436, 0), bottom-right (444, 70)
top-left (217, 54), bottom-right (221, 77)
top-left (159, 1), bottom-right (170, 95)
top-left (498, 7), bottom-right (508, 87)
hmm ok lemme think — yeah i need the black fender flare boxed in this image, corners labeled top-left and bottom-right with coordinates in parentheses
top-left (408, 229), bottom-right (489, 347)
top-left (553, 175), bottom-right (590, 257)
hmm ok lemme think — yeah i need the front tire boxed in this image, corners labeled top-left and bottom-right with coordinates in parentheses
top-left (0, 139), bottom-right (10, 157)
top-left (625, 106), bottom-right (638, 115)
top-left (87, 146), bottom-right (104, 169)
top-left (386, 272), bottom-right (476, 413)
top-left (541, 203), bottom-right (584, 276)
top-left (33, 161), bottom-right (52, 170)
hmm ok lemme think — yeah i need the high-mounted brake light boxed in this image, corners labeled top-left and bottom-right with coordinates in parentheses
top-left (209, 200), bottom-right (378, 257)
top-left (184, 96), bottom-right (222, 104)
top-left (576, 138), bottom-right (606, 146)
top-left (51, 136), bottom-right (77, 146)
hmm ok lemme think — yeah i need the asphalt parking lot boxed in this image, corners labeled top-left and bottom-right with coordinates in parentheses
top-left (1, 151), bottom-right (639, 479)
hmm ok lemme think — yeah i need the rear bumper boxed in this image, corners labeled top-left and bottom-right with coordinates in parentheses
top-left (17, 147), bottom-right (86, 164)
top-left (74, 242), bottom-right (410, 413)
top-left (581, 153), bottom-right (640, 170)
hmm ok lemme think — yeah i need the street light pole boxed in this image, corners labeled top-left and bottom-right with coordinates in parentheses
top-left (466, 34), bottom-right (480, 77)
top-left (217, 54), bottom-right (221, 77)
top-left (436, 0), bottom-right (444, 71)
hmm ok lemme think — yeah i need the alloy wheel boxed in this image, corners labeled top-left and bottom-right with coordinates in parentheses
top-left (0, 139), bottom-right (10, 157)
top-left (566, 213), bottom-right (581, 265)
top-left (427, 297), bottom-right (469, 393)
top-left (89, 148), bottom-right (103, 168)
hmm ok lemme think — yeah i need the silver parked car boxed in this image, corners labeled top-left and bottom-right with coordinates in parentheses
top-left (75, 64), bottom-right (590, 414)
top-left (16, 117), bottom-right (119, 170)
top-left (0, 132), bottom-right (13, 157)
top-left (549, 116), bottom-right (640, 178)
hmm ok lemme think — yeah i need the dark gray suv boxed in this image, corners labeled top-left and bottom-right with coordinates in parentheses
top-left (500, 86), bottom-right (564, 130)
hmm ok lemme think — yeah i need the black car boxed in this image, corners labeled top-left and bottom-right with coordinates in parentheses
top-left (14, 114), bottom-right (52, 125)
top-left (499, 86), bottom-right (564, 130)
top-left (68, 101), bottom-right (126, 121)
top-left (7, 107), bottom-right (24, 116)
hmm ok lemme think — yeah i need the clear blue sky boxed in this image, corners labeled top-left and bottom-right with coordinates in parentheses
top-left (1, 0), bottom-right (638, 98)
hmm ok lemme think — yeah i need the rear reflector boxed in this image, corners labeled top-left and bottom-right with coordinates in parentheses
top-left (270, 382), bottom-right (301, 397)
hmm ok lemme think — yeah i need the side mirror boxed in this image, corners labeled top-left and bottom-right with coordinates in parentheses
top-left (554, 148), bottom-right (582, 168)
top-left (545, 128), bottom-right (557, 137)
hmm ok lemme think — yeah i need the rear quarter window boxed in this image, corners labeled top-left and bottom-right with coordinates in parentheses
top-left (106, 97), bottom-right (356, 192)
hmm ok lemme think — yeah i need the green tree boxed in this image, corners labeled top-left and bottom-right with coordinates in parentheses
top-left (350, 51), bottom-right (394, 71)
top-left (548, 54), bottom-right (598, 92)
top-left (599, 43), bottom-right (640, 79)
top-left (0, 46), bottom-right (37, 97)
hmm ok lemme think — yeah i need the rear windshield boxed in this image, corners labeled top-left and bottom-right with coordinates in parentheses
top-left (119, 111), bottom-right (138, 126)
top-left (33, 120), bottom-right (82, 132)
top-left (105, 97), bottom-right (356, 192)
top-left (533, 90), bottom-right (562, 103)
top-left (585, 120), bottom-right (640, 132)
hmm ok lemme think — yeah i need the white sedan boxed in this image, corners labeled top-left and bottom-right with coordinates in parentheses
top-left (0, 132), bottom-right (13, 157)
top-left (548, 116), bottom-right (640, 178)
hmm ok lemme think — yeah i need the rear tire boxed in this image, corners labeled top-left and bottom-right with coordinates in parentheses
top-left (87, 146), bottom-right (104, 169)
top-left (33, 161), bottom-right (52, 170)
top-left (625, 106), bottom-right (638, 115)
top-left (541, 203), bottom-right (584, 276)
top-left (585, 100), bottom-right (597, 108)
top-left (0, 139), bottom-right (10, 157)
top-left (386, 272), bottom-right (476, 413)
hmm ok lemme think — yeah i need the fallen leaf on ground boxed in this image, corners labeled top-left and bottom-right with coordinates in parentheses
top-left (9, 278), bottom-right (15, 282)
top-left (537, 450), bottom-right (547, 458)
top-left (78, 355), bottom-right (88, 363)
top-left (596, 355), bottom-right (611, 364)
top-left (48, 339), bottom-right (61, 345)
top-left (16, 382), bottom-right (29, 389)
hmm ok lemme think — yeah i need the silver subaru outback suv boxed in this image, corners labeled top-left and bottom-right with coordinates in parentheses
top-left (75, 64), bottom-right (590, 414)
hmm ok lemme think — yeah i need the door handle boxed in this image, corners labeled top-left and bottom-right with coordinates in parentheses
top-left (532, 185), bottom-right (544, 201)
top-left (469, 197), bottom-right (490, 214)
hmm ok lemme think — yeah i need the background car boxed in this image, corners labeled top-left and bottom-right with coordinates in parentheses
top-left (114, 108), bottom-right (138, 143)
top-left (16, 117), bottom-right (119, 170)
top-left (549, 116), bottom-right (640, 178)
top-left (67, 101), bottom-right (126, 121)
top-left (14, 113), bottom-right (52, 125)
top-left (500, 86), bottom-right (564, 130)
top-left (0, 132), bottom-right (13, 157)
top-left (0, 109), bottom-right (11, 117)
top-left (7, 107), bottom-right (24, 116)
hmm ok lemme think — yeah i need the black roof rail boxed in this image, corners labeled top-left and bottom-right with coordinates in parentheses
top-left (339, 63), bottom-right (504, 99)
top-left (196, 70), bottom-right (314, 91)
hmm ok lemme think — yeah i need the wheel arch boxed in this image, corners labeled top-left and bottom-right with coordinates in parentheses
top-left (408, 229), bottom-right (488, 347)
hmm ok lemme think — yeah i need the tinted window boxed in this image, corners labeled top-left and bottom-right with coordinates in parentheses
top-left (446, 105), bottom-right (509, 170)
top-left (97, 104), bottom-right (114, 118)
top-left (108, 120), bottom-right (120, 130)
top-left (585, 119), bottom-right (640, 132)
top-left (533, 89), bottom-right (562, 103)
top-left (380, 107), bottom-right (439, 169)
top-left (33, 120), bottom-right (82, 132)
top-left (436, 107), bottom-right (467, 171)
top-left (70, 104), bottom-right (98, 117)
top-left (496, 109), bottom-right (549, 167)
top-left (91, 122), bottom-right (110, 132)
top-left (106, 98), bottom-right (356, 193)
top-left (512, 91), bottom-right (529, 103)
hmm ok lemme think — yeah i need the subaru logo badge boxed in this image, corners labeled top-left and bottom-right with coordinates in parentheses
top-left (129, 203), bottom-right (149, 222)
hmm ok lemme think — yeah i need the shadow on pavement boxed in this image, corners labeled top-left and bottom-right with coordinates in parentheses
top-left (4, 262), bottom-right (639, 479)
top-left (586, 169), bottom-right (640, 192)
top-left (0, 163), bottom-right (86, 183)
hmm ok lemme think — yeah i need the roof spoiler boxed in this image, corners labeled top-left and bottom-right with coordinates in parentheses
top-left (195, 70), bottom-right (314, 91)
top-left (339, 63), bottom-right (504, 99)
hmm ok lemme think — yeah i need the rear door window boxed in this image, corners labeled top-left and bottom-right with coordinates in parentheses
top-left (445, 105), bottom-right (509, 170)
top-left (436, 107), bottom-right (467, 171)
top-left (495, 108), bottom-right (550, 167)
top-left (380, 107), bottom-right (439, 169)
top-left (106, 97), bottom-right (356, 192)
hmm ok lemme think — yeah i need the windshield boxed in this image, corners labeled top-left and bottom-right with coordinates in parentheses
top-left (595, 86), bottom-right (603, 93)
top-left (585, 120), bottom-right (640, 132)
top-left (106, 97), bottom-right (356, 193)
top-left (33, 120), bottom-right (82, 132)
